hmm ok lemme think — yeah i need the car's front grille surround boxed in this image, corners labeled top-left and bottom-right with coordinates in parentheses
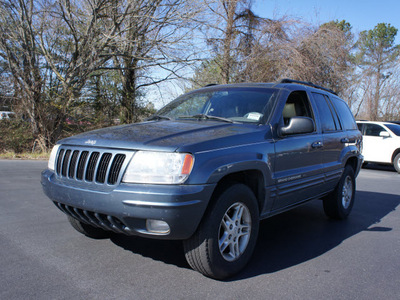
top-left (55, 146), bottom-right (132, 185)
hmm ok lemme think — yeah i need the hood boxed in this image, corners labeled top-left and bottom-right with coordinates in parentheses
top-left (59, 120), bottom-right (268, 153)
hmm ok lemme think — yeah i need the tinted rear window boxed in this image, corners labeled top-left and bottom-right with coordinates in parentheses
top-left (330, 97), bottom-right (357, 130)
top-left (384, 123), bottom-right (400, 136)
top-left (312, 93), bottom-right (336, 132)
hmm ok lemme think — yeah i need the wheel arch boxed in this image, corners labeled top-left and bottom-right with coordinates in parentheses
top-left (208, 170), bottom-right (265, 217)
top-left (391, 148), bottom-right (400, 163)
top-left (345, 156), bottom-right (358, 173)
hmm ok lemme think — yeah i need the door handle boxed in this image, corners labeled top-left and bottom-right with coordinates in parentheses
top-left (341, 138), bottom-right (349, 143)
top-left (312, 141), bottom-right (323, 148)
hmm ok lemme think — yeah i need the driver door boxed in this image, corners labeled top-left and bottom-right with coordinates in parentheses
top-left (273, 91), bottom-right (324, 211)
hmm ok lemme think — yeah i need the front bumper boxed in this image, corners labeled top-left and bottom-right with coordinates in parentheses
top-left (41, 170), bottom-right (215, 239)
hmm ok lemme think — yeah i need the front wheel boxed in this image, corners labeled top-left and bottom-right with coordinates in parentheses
top-left (323, 165), bottom-right (355, 219)
top-left (183, 184), bottom-right (259, 280)
top-left (393, 153), bottom-right (400, 174)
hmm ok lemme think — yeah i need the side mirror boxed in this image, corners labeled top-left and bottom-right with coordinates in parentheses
top-left (280, 117), bottom-right (315, 136)
top-left (379, 131), bottom-right (390, 138)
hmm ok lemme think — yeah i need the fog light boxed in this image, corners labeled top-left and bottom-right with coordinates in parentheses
top-left (146, 219), bottom-right (170, 234)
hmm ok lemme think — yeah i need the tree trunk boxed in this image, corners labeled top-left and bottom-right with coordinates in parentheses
top-left (120, 65), bottom-right (137, 124)
top-left (221, 0), bottom-right (238, 84)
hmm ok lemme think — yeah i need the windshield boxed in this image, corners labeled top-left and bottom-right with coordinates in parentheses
top-left (157, 87), bottom-right (277, 123)
top-left (385, 123), bottom-right (400, 136)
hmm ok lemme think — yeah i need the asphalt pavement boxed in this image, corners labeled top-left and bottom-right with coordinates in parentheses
top-left (0, 160), bottom-right (399, 299)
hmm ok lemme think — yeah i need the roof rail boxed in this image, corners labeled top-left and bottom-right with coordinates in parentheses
top-left (203, 83), bottom-right (219, 87)
top-left (277, 78), bottom-right (337, 95)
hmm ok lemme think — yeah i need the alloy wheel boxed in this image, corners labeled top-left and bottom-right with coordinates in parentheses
top-left (218, 202), bottom-right (251, 262)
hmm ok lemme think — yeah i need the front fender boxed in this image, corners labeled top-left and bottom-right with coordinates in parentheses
top-left (186, 141), bottom-right (275, 187)
top-left (339, 135), bottom-right (363, 177)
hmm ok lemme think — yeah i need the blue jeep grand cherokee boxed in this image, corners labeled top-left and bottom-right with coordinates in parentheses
top-left (41, 79), bottom-right (363, 279)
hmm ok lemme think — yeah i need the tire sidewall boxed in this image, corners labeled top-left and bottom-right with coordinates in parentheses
top-left (394, 153), bottom-right (400, 173)
top-left (336, 166), bottom-right (355, 218)
top-left (203, 184), bottom-right (259, 279)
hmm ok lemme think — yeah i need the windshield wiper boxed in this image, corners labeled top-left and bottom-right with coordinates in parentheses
top-left (146, 115), bottom-right (172, 121)
top-left (179, 114), bottom-right (235, 123)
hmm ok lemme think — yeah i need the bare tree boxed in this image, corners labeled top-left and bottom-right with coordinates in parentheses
top-left (38, 0), bottom-right (132, 129)
top-left (280, 20), bottom-right (354, 97)
top-left (237, 16), bottom-right (295, 83)
top-left (0, 0), bottom-right (49, 149)
top-left (1, 0), bottom-right (206, 149)
top-left (354, 23), bottom-right (399, 120)
top-left (376, 61), bottom-right (400, 120)
top-left (0, 0), bottom-right (126, 149)
top-left (109, 0), bottom-right (203, 123)
top-left (197, 0), bottom-right (263, 84)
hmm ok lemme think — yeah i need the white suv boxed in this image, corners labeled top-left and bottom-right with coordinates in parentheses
top-left (357, 121), bottom-right (400, 173)
top-left (0, 111), bottom-right (15, 120)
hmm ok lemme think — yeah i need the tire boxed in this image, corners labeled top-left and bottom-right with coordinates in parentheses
top-left (183, 183), bottom-right (259, 280)
top-left (67, 216), bottom-right (110, 239)
top-left (393, 153), bottom-right (400, 174)
top-left (323, 165), bottom-right (355, 219)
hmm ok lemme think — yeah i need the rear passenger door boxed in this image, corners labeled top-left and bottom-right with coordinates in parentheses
top-left (312, 93), bottom-right (345, 186)
top-left (273, 90), bottom-right (324, 211)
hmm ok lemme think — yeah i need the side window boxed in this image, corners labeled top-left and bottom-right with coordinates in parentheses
top-left (365, 124), bottom-right (387, 136)
top-left (282, 91), bottom-right (314, 126)
top-left (325, 95), bottom-right (342, 130)
top-left (357, 123), bottom-right (363, 133)
top-left (312, 93), bottom-right (336, 132)
top-left (330, 96), bottom-right (357, 130)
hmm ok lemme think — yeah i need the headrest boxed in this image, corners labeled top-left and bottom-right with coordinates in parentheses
top-left (282, 103), bottom-right (296, 119)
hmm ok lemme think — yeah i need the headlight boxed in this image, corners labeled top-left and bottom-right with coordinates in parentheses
top-left (48, 144), bottom-right (61, 171)
top-left (122, 151), bottom-right (194, 184)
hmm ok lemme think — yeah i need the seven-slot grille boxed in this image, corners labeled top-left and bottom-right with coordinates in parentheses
top-left (56, 147), bottom-right (126, 185)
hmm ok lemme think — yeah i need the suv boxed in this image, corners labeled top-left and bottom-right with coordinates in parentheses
top-left (41, 79), bottom-right (363, 279)
top-left (357, 120), bottom-right (400, 173)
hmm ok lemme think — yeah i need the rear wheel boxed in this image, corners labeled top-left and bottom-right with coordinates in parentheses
top-left (183, 183), bottom-right (259, 280)
top-left (67, 216), bottom-right (110, 239)
top-left (323, 165), bottom-right (355, 219)
top-left (393, 153), bottom-right (400, 174)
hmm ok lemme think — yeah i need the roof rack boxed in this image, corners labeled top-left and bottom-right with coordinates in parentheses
top-left (277, 78), bottom-right (337, 95)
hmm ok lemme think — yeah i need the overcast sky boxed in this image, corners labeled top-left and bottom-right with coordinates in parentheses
top-left (254, 0), bottom-right (400, 43)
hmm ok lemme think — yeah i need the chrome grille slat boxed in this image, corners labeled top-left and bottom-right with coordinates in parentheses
top-left (85, 152), bottom-right (100, 181)
top-left (64, 204), bottom-right (80, 220)
top-left (56, 149), bottom-right (65, 174)
top-left (56, 202), bottom-right (68, 214)
top-left (94, 213), bottom-right (111, 231)
top-left (61, 150), bottom-right (72, 177)
top-left (68, 150), bottom-right (80, 178)
top-left (83, 210), bottom-right (100, 226)
top-left (96, 153), bottom-right (112, 183)
top-left (73, 207), bottom-right (91, 224)
top-left (108, 154), bottom-right (126, 184)
top-left (76, 151), bottom-right (89, 180)
top-left (107, 216), bottom-right (125, 233)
